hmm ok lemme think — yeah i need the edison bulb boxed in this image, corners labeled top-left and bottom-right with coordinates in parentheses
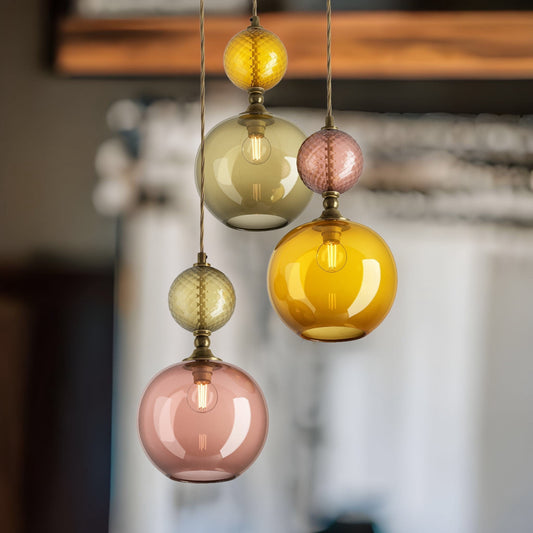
top-left (315, 222), bottom-right (348, 272)
top-left (187, 382), bottom-right (218, 412)
top-left (268, 218), bottom-right (397, 342)
top-left (138, 360), bottom-right (269, 483)
top-left (186, 362), bottom-right (218, 413)
top-left (196, 114), bottom-right (311, 231)
top-left (242, 133), bottom-right (271, 164)
top-left (317, 241), bottom-right (347, 272)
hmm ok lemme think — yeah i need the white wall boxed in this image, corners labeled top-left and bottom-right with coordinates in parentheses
top-left (111, 195), bottom-right (533, 533)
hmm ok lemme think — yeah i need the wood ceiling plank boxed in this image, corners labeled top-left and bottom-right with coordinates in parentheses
top-left (55, 11), bottom-right (533, 79)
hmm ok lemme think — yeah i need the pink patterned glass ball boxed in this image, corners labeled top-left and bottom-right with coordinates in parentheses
top-left (296, 128), bottom-right (364, 194)
top-left (138, 360), bottom-right (268, 483)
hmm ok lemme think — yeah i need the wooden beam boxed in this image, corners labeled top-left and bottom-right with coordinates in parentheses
top-left (55, 11), bottom-right (533, 79)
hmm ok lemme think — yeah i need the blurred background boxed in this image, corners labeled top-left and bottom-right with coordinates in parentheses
top-left (1, 1), bottom-right (533, 533)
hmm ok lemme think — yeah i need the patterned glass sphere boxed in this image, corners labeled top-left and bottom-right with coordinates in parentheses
top-left (268, 218), bottom-right (397, 342)
top-left (139, 360), bottom-right (268, 483)
top-left (297, 129), bottom-right (364, 194)
top-left (224, 26), bottom-right (288, 91)
top-left (168, 265), bottom-right (235, 332)
top-left (196, 113), bottom-right (311, 231)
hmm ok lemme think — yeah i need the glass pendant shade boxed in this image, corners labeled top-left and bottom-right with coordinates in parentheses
top-left (297, 129), bottom-right (364, 194)
top-left (139, 360), bottom-right (268, 483)
top-left (196, 114), bottom-right (311, 230)
top-left (168, 264), bottom-right (235, 332)
top-left (268, 218), bottom-right (397, 342)
top-left (224, 26), bottom-right (287, 91)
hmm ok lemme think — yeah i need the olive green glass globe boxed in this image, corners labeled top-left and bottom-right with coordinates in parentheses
top-left (195, 114), bottom-right (312, 231)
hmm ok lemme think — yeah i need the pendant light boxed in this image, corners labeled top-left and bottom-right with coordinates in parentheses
top-left (195, 0), bottom-right (311, 231)
top-left (267, 0), bottom-right (397, 342)
top-left (138, 1), bottom-right (268, 483)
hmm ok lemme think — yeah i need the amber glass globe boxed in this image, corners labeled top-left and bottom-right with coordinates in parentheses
top-left (196, 114), bottom-right (311, 230)
top-left (139, 359), bottom-right (268, 483)
top-left (224, 26), bottom-right (287, 91)
top-left (268, 218), bottom-right (397, 342)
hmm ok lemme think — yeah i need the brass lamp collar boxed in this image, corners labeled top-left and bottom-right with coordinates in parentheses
top-left (183, 330), bottom-right (222, 362)
top-left (318, 191), bottom-right (346, 220)
top-left (249, 15), bottom-right (261, 28)
top-left (239, 88), bottom-right (273, 118)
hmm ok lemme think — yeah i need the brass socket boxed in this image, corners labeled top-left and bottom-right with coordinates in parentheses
top-left (191, 363), bottom-right (215, 385)
top-left (321, 227), bottom-right (343, 244)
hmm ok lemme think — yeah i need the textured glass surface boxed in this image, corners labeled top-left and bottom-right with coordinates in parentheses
top-left (297, 129), bottom-right (364, 194)
top-left (168, 265), bottom-right (235, 332)
top-left (268, 219), bottom-right (397, 342)
top-left (224, 26), bottom-right (287, 91)
top-left (138, 360), bottom-right (268, 483)
top-left (196, 114), bottom-right (311, 231)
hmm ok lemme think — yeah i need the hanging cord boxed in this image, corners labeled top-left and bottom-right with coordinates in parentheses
top-left (325, 0), bottom-right (335, 128)
top-left (198, 0), bottom-right (207, 261)
top-left (250, 0), bottom-right (259, 27)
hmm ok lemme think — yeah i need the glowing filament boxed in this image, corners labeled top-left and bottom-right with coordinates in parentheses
top-left (317, 240), bottom-right (347, 273)
top-left (327, 243), bottom-right (337, 270)
top-left (241, 131), bottom-right (271, 164)
top-left (250, 134), bottom-right (263, 162)
top-left (197, 383), bottom-right (208, 411)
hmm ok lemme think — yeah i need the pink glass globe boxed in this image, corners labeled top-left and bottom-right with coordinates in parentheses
top-left (297, 128), bottom-right (364, 194)
top-left (138, 360), bottom-right (268, 483)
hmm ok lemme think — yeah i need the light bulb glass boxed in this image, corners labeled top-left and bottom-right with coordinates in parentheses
top-left (268, 218), bottom-right (397, 342)
top-left (139, 360), bottom-right (268, 483)
top-left (242, 133), bottom-right (271, 164)
top-left (224, 26), bottom-right (287, 91)
top-left (187, 381), bottom-right (218, 413)
top-left (317, 241), bottom-right (347, 272)
top-left (196, 114), bottom-right (311, 231)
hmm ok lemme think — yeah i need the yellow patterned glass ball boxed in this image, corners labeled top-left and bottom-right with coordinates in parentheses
top-left (168, 265), bottom-right (236, 332)
top-left (224, 26), bottom-right (288, 91)
top-left (267, 219), bottom-right (397, 342)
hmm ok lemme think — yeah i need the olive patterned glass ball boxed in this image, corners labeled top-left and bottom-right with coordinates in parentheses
top-left (224, 26), bottom-right (288, 91)
top-left (297, 129), bottom-right (364, 194)
top-left (168, 265), bottom-right (236, 332)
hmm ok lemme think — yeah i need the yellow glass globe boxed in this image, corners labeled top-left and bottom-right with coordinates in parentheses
top-left (267, 218), bottom-right (397, 342)
top-left (224, 26), bottom-right (288, 91)
top-left (196, 113), bottom-right (312, 231)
